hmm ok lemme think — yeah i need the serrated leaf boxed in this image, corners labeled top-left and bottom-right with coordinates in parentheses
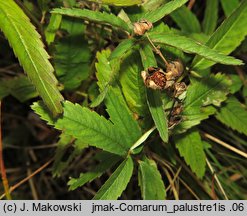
top-left (45, 13), bottom-right (62, 45)
top-left (54, 18), bottom-right (91, 90)
top-left (68, 153), bottom-right (121, 190)
top-left (192, 1), bottom-right (247, 70)
top-left (141, 0), bottom-right (188, 23)
top-left (148, 33), bottom-right (243, 66)
top-left (0, 0), bottom-right (63, 116)
top-left (93, 156), bottom-right (133, 200)
top-left (138, 159), bottom-right (166, 200)
top-left (32, 101), bottom-right (130, 155)
top-left (120, 53), bottom-right (148, 116)
top-left (109, 38), bottom-right (137, 60)
top-left (176, 73), bottom-right (231, 132)
top-left (220, 0), bottom-right (240, 17)
top-left (139, 43), bottom-right (157, 69)
top-left (174, 128), bottom-right (206, 178)
top-left (170, 5), bottom-right (201, 33)
top-left (216, 96), bottom-right (247, 136)
top-left (52, 8), bottom-right (131, 33)
top-left (86, 0), bottom-right (142, 6)
top-left (106, 87), bottom-right (142, 146)
top-left (202, 0), bottom-right (218, 35)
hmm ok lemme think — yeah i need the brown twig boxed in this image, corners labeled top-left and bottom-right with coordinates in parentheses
top-left (187, 0), bottom-right (196, 10)
top-left (146, 34), bottom-right (169, 67)
top-left (0, 101), bottom-right (12, 199)
top-left (0, 158), bottom-right (53, 200)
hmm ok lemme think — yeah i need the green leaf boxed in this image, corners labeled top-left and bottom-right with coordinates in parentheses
top-left (139, 43), bottom-right (157, 69)
top-left (110, 39), bottom-right (137, 60)
top-left (106, 87), bottom-right (142, 147)
top-left (192, 1), bottom-right (247, 70)
top-left (228, 74), bottom-right (243, 94)
top-left (138, 158), bottom-right (166, 200)
top-left (45, 13), bottom-right (62, 45)
top-left (216, 96), bottom-right (247, 136)
top-left (220, 0), bottom-right (240, 17)
top-left (52, 8), bottom-right (131, 33)
top-left (0, 0), bottom-right (63, 116)
top-left (68, 153), bottom-right (121, 190)
top-left (93, 156), bottom-right (133, 200)
top-left (54, 18), bottom-right (91, 90)
top-left (0, 75), bottom-right (38, 102)
top-left (202, 0), bottom-right (218, 35)
top-left (176, 73), bottom-right (231, 132)
top-left (174, 128), bottom-right (206, 178)
top-left (120, 53), bottom-right (148, 116)
top-left (148, 33), bottom-right (243, 66)
top-left (85, 0), bottom-right (142, 6)
top-left (141, 0), bottom-right (189, 23)
top-left (147, 89), bottom-right (168, 143)
top-left (170, 5), bottom-right (201, 33)
top-left (32, 101), bottom-right (130, 155)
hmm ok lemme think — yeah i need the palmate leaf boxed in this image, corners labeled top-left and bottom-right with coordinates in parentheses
top-left (192, 1), bottom-right (247, 70)
top-left (176, 73), bottom-right (231, 133)
top-left (148, 33), bottom-right (243, 66)
top-left (52, 8), bottom-right (131, 33)
top-left (96, 50), bottom-right (142, 145)
top-left (174, 128), bottom-right (206, 178)
top-left (216, 96), bottom-right (247, 136)
top-left (54, 17), bottom-right (91, 90)
top-left (68, 153), bottom-right (121, 190)
top-left (0, 0), bottom-right (63, 116)
top-left (86, 0), bottom-right (142, 6)
top-left (140, 0), bottom-right (188, 23)
top-left (32, 101), bottom-right (130, 156)
top-left (138, 158), bottom-right (166, 200)
top-left (93, 156), bottom-right (133, 200)
top-left (170, 5), bottom-right (201, 33)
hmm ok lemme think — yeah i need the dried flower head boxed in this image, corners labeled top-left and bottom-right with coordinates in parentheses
top-left (141, 67), bottom-right (166, 90)
top-left (133, 19), bottom-right (153, 36)
top-left (174, 82), bottom-right (187, 98)
top-left (166, 60), bottom-right (184, 81)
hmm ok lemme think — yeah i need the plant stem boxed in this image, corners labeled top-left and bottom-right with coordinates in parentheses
top-left (146, 34), bottom-right (169, 67)
top-left (0, 101), bottom-right (12, 200)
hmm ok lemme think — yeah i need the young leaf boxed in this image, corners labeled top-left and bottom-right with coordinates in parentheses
top-left (54, 18), bottom-right (91, 90)
top-left (141, 0), bottom-right (188, 23)
top-left (138, 159), bottom-right (166, 200)
top-left (93, 156), bottom-right (133, 200)
top-left (120, 53), bottom-right (148, 116)
top-left (202, 0), bottom-right (218, 35)
top-left (148, 33), bottom-right (243, 66)
top-left (192, 1), bottom-right (247, 70)
top-left (176, 73), bottom-right (231, 132)
top-left (0, 0), bottom-right (63, 116)
top-left (45, 13), bottom-right (62, 45)
top-left (170, 5), bottom-right (201, 33)
top-left (85, 0), bottom-right (142, 6)
top-left (32, 101), bottom-right (130, 156)
top-left (68, 153), bottom-right (121, 190)
top-left (216, 96), bottom-right (247, 136)
top-left (52, 8), bottom-right (132, 33)
top-left (174, 128), bottom-right (206, 178)
top-left (220, 0), bottom-right (240, 17)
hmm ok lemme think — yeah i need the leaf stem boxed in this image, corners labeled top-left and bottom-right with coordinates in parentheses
top-left (0, 101), bottom-right (12, 200)
top-left (146, 34), bottom-right (169, 67)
